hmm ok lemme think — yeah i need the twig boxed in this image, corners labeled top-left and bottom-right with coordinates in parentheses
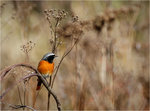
top-left (0, 63), bottom-right (61, 111)
top-left (33, 85), bottom-right (43, 108)
top-left (47, 76), bottom-right (52, 110)
top-left (51, 37), bottom-right (80, 88)
top-left (23, 81), bottom-right (26, 110)
top-left (52, 19), bottom-right (59, 53)
top-left (17, 86), bottom-right (23, 106)
top-left (37, 71), bottom-right (61, 111)
top-left (0, 63), bottom-right (37, 81)
top-left (0, 101), bottom-right (36, 111)
top-left (12, 75), bottom-right (23, 108)
top-left (48, 13), bottom-right (59, 111)
top-left (0, 73), bottom-right (38, 99)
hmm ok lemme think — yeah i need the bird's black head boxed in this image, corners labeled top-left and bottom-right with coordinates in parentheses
top-left (41, 53), bottom-right (57, 63)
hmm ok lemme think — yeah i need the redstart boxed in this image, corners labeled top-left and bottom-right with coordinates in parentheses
top-left (36, 53), bottom-right (57, 90)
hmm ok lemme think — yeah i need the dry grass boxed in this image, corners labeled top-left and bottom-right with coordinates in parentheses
top-left (0, 1), bottom-right (149, 110)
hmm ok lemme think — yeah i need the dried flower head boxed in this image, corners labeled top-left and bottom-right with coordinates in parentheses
top-left (72, 15), bottom-right (79, 22)
top-left (93, 15), bottom-right (105, 33)
top-left (57, 21), bottom-right (84, 39)
top-left (0, 2), bottom-right (6, 9)
top-left (44, 9), bottom-right (68, 53)
top-left (20, 41), bottom-right (35, 54)
top-left (44, 9), bottom-right (67, 22)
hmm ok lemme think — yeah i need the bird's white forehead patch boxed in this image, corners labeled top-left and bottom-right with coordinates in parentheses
top-left (42, 53), bottom-right (55, 59)
top-left (46, 53), bottom-right (55, 56)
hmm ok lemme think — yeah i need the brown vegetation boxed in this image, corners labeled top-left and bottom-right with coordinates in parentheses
top-left (0, 1), bottom-right (149, 110)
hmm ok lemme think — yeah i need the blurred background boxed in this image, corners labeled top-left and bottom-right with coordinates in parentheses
top-left (1, 0), bottom-right (149, 110)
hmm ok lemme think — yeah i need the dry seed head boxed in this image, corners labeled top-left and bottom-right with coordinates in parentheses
top-left (57, 21), bottom-right (84, 39)
top-left (44, 9), bottom-right (67, 21)
top-left (49, 39), bottom-right (54, 44)
top-left (0, 2), bottom-right (6, 9)
top-left (72, 16), bottom-right (79, 22)
top-left (92, 5), bottom-right (140, 33)
top-left (20, 41), bottom-right (35, 54)
top-left (93, 15), bottom-right (105, 33)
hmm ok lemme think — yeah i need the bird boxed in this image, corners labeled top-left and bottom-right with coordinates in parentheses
top-left (36, 53), bottom-right (57, 90)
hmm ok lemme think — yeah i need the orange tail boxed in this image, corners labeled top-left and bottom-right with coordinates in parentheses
top-left (36, 79), bottom-right (42, 90)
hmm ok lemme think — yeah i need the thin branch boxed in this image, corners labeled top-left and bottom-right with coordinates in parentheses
top-left (46, 16), bottom-right (55, 33)
top-left (51, 37), bottom-right (80, 88)
top-left (47, 36), bottom-right (80, 110)
top-left (48, 18), bottom-right (59, 111)
top-left (12, 75), bottom-right (23, 107)
top-left (0, 73), bottom-right (38, 99)
top-left (17, 86), bottom-right (23, 105)
top-left (52, 19), bottom-right (59, 53)
top-left (33, 85), bottom-right (43, 107)
top-left (47, 76), bottom-right (52, 110)
top-left (0, 63), bottom-right (61, 111)
top-left (0, 63), bottom-right (37, 81)
top-left (37, 71), bottom-right (61, 111)
top-left (23, 82), bottom-right (26, 110)
top-left (0, 101), bottom-right (36, 111)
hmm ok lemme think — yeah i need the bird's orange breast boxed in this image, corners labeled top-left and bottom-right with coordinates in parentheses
top-left (37, 60), bottom-right (54, 75)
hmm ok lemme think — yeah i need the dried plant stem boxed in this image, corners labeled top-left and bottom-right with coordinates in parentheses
top-left (33, 85), bottom-right (43, 108)
top-left (1, 101), bottom-right (36, 111)
top-left (47, 35), bottom-right (80, 110)
top-left (12, 75), bottom-right (23, 107)
top-left (0, 63), bottom-right (61, 111)
top-left (51, 37), bottom-right (80, 88)
top-left (47, 76), bottom-right (52, 110)
top-left (38, 72), bottom-right (61, 111)
top-left (52, 19), bottom-right (59, 53)
top-left (17, 86), bottom-right (23, 105)
top-left (47, 19), bottom-right (59, 111)
top-left (109, 41), bottom-right (115, 108)
top-left (0, 73), bottom-right (38, 100)
top-left (26, 53), bottom-right (29, 62)
top-left (0, 63), bottom-right (37, 80)
top-left (23, 82), bottom-right (26, 110)
top-left (45, 9), bottom-right (69, 110)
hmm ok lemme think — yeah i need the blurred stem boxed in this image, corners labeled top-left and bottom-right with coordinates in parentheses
top-left (75, 43), bottom-right (79, 109)
top-left (23, 82), bottom-right (26, 110)
top-left (0, 63), bottom-right (61, 110)
top-left (51, 37), bottom-right (80, 88)
top-left (109, 41), bottom-right (115, 108)
top-left (12, 75), bottom-right (23, 109)
top-left (33, 85), bottom-right (43, 108)
top-left (47, 76), bottom-right (52, 111)
top-left (48, 19), bottom-right (59, 110)
top-left (26, 53), bottom-right (29, 63)
top-left (52, 19), bottom-right (59, 53)
top-left (1, 101), bottom-right (36, 111)
top-left (17, 86), bottom-right (23, 106)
